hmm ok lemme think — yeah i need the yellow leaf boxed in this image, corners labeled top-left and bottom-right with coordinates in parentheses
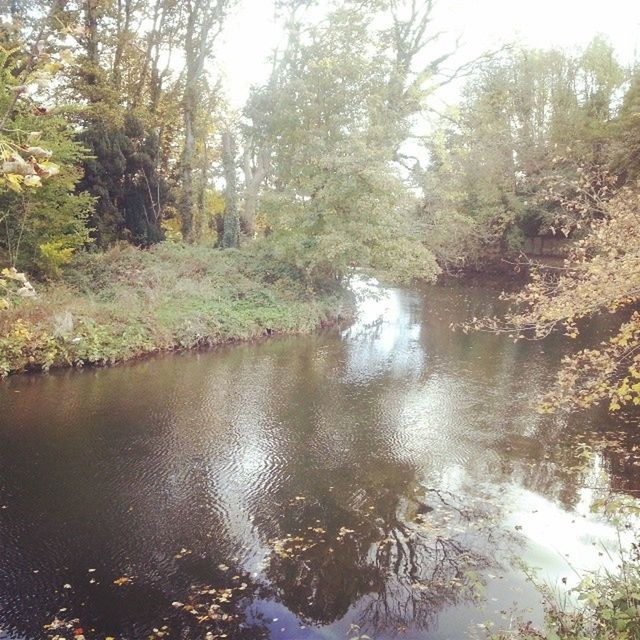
top-left (5, 173), bottom-right (22, 192)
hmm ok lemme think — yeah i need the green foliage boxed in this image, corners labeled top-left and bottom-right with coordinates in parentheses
top-left (0, 243), bottom-right (352, 376)
top-left (612, 68), bottom-right (640, 184)
top-left (0, 319), bottom-right (59, 378)
top-left (0, 112), bottom-right (94, 276)
top-left (0, 41), bottom-right (93, 278)
top-left (244, 3), bottom-right (441, 287)
top-left (421, 40), bottom-right (626, 269)
top-left (79, 114), bottom-right (165, 247)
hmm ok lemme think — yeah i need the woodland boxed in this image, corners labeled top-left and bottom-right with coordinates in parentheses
top-left (0, 2), bottom-right (639, 637)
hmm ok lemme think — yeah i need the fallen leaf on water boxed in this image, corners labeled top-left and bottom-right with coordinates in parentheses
top-left (113, 576), bottom-right (133, 586)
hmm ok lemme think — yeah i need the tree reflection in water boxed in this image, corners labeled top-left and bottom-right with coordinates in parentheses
top-left (263, 478), bottom-right (503, 636)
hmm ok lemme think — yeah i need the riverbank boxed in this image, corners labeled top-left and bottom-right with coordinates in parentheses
top-left (0, 243), bottom-right (353, 377)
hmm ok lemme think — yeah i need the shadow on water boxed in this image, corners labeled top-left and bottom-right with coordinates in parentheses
top-left (0, 277), bottom-right (638, 639)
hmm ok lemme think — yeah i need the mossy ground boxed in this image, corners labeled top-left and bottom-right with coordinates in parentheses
top-left (0, 243), bottom-right (353, 376)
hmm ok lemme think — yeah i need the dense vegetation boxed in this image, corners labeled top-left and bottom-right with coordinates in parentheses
top-left (0, 243), bottom-right (350, 376)
top-left (1, 0), bottom-right (638, 382)
top-left (1, 4), bottom-right (638, 349)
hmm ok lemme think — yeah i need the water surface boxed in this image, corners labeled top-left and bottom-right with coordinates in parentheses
top-left (0, 278), bottom-right (638, 640)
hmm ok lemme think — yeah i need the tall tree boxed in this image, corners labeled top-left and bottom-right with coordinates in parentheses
top-left (179, 0), bottom-right (232, 241)
top-left (240, 1), bottom-right (446, 286)
top-left (612, 67), bottom-right (640, 184)
top-left (0, 5), bottom-right (92, 277)
top-left (50, 0), bottom-right (180, 246)
top-left (221, 129), bottom-right (239, 248)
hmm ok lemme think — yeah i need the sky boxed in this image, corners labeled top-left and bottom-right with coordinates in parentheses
top-left (215, 0), bottom-right (640, 109)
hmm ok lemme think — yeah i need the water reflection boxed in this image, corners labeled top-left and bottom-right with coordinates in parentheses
top-left (0, 278), bottom-right (638, 639)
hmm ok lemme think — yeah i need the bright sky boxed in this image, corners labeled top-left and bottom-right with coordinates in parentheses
top-left (215, 0), bottom-right (640, 109)
top-left (438, 0), bottom-right (640, 57)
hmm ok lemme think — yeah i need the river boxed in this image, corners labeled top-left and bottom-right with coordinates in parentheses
top-left (0, 278), bottom-right (638, 640)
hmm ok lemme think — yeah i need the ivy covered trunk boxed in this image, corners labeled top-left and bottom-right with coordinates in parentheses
top-left (180, 84), bottom-right (196, 242)
top-left (221, 130), bottom-right (239, 249)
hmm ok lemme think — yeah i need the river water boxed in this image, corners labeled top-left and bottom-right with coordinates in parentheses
top-left (0, 278), bottom-right (638, 640)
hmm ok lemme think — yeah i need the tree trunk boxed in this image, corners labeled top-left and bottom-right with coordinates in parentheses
top-left (241, 142), bottom-right (269, 237)
top-left (180, 85), bottom-right (196, 241)
top-left (178, 0), bottom-right (226, 241)
top-left (112, 0), bottom-right (132, 91)
top-left (85, 0), bottom-right (99, 64)
top-left (242, 189), bottom-right (258, 236)
top-left (221, 130), bottom-right (239, 249)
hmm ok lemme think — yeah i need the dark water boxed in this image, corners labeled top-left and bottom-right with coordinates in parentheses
top-left (0, 278), bottom-right (638, 640)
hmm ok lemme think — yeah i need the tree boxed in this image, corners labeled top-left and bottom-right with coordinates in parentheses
top-left (468, 168), bottom-right (640, 414)
top-left (240, 0), bottom-right (456, 286)
top-left (612, 66), bottom-right (640, 184)
top-left (45, 0), bottom-right (181, 247)
top-left (3, 0), bottom-right (236, 248)
top-left (0, 4), bottom-right (92, 279)
top-left (0, 111), bottom-right (93, 277)
top-left (240, 136), bottom-right (269, 237)
top-left (221, 128), bottom-right (239, 248)
top-left (420, 41), bottom-right (626, 268)
top-left (78, 114), bottom-right (165, 246)
top-left (179, 0), bottom-right (232, 241)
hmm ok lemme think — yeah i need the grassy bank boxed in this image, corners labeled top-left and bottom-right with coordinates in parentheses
top-left (0, 243), bottom-right (353, 377)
